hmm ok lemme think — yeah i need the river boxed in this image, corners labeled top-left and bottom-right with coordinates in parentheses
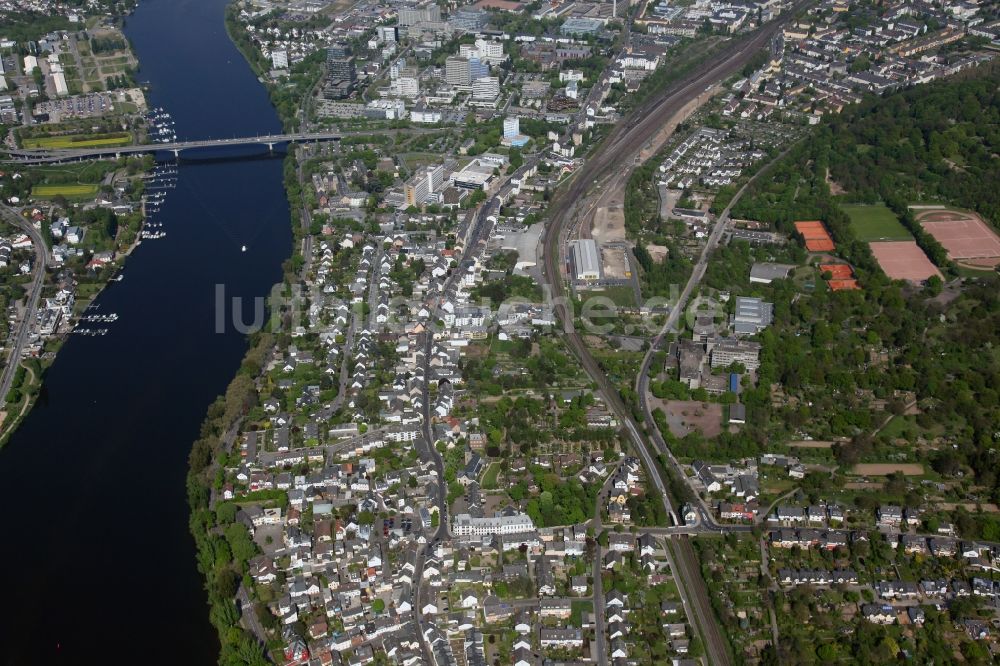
top-left (0, 0), bottom-right (291, 663)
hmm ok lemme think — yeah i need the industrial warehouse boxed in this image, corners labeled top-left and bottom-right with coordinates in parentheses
top-left (570, 238), bottom-right (601, 281)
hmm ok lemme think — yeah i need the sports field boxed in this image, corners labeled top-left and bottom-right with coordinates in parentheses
top-left (31, 183), bottom-right (100, 199)
top-left (842, 204), bottom-right (912, 241)
top-left (794, 220), bottom-right (835, 252)
top-left (819, 263), bottom-right (860, 291)
top-left (869, 241), bottom-right (941, 282)
top-left (851, 463), bottom-right (924, 476)
top-left (22, 133), bottom-right (131, 149)
top-left (915, 208), bottom-right (1000, 265)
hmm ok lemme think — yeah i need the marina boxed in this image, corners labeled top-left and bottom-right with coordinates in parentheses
top-left (140, 165), bottom-right (178, 240)
top-left (72, 328), bottom-right (109, 336)
top-left (79, 313), bottom-right (119, 323)
top-left (145, 107), bottom-right (177, 143)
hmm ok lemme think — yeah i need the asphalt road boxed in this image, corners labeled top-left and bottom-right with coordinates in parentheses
top-left (414, 319), bottom-right (449, 666)
top-left (539, 7), bottom-right (810, 665)
top-left (415, 201), bottom-right (494, 665)
top-left (0, 204), bottom-right (48, 403)
top-left (634, 140), bottom-right (804, 531)
top-left (589, 464), bottom-right (623, 666)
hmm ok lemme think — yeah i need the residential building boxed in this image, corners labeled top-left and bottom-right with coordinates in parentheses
top-left (709, 337), bottom-right (761, 371)
top-left (399, 4), bottom-right (441, 26)
top-left (452, 511), bottom-right (535, 537)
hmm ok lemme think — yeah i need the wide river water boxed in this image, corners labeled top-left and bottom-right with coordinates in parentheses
top-left (0, 0), bottom-right (291, 663)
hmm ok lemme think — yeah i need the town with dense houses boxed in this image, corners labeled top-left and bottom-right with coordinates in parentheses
top-left (192, 0), bottom-right (1000, 662)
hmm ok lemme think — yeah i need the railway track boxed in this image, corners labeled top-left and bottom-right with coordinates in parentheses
top-left (539, 5), bottom-right (812, 664)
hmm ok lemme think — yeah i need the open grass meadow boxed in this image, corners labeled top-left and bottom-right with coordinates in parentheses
top-left (22, 133), bottom-right (131, 150)
top-left (31, 183), bottom-right (100, 199)
top-left (481, 462), bottom-right (501, 490)
top-left (841, 204), bottom-right (912, 241)
top-left (577, 284), bottom-right (637, 308)
top-left (30, 160), bottom-right (118, 182)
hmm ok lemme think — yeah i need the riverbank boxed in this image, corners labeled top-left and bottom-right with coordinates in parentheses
top-left (183, 163), bottom-right (303, 663)
top-left (222, 3), bottom-right (325, 132)
top-left (183, 7), bottom-right (331, 661)
top-left (181, 2), bottom-right (315, 663)
top-left (187, 330), bottom-right (275, 664)
top-left (0, 4), bottom-right (167, 446)
top-left (0, 153), bottom-right (154, 446)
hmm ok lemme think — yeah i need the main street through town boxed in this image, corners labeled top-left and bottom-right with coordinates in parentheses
top-left (0, 204), bottom-right (49, 405)
top-left (415, 197), bottom-right (496, 664)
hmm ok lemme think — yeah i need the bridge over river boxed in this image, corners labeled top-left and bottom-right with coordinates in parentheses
top-left (3, 128), bottom-right (433, 164)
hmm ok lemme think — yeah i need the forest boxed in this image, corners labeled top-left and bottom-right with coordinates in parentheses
top-left (678, 63), bottom-right (1000, 512)
top-left (733, 61), bottom-right (1000, 231)
top-left (824, 63), bottom-right (1000, 226)
top-left (188, 332), bottom-right (272, 666)
top-left (626, 157), bottom-right (696, 297)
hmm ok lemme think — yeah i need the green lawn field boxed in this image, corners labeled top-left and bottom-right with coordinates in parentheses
top-left (577, 285), bottom-right (636, 307)
top-left (481, 462), bottom-right (501, 489)
top-left (22, 133), bottom-right (131, 149)
top-left (842, 204), bottom-right (912, 241)
top-left (31, 183), bottom-right (100, 199)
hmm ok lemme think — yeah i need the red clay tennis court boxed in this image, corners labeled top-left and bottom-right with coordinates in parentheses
top-left (828, 279), bottom-right (860, 291)
top-left (869, 241), bottom-right (942, 282)
top-left (819, 264), bottom-right (854, 279)
top-left (795, 220), bottom-right (836, 252)
top-left (819, 263), bottom-right (860, 290)
top-left (916, 210), bottom-right (1000, 260)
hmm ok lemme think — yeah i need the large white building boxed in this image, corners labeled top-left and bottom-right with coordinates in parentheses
top-left (472, 76), bottom-right (500, 101)
top-left (403, 164), bottom-right (445, 207)
top-left (709, 337), bottom-right (762, 370)
top-left (367, 99), bottom-right (407, 119)
top-left (459, 39), bottom-right (506, 66)
top-left (503, 116), bottom-right (519, 138)
top-left (392, 75), bottom-right (420, 99)
top-left (453, 512), bottom-right (535, 537)
top-left (271, 50), bottom-right (288, 69)
top-left (377, 26), bottom-right (398, 43)
top-left (445, 56), bottom-right (471, 85)
top-left (571, 239), bottom-right (601, 281)
top-left (399, 4), bottom-right (441, 26)
top-left (411, 108), bottom-right (442, 123)
top-left (451, 160), bottom-right (496, 191)
top-left (52, 72), bottom-right (68, 96)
